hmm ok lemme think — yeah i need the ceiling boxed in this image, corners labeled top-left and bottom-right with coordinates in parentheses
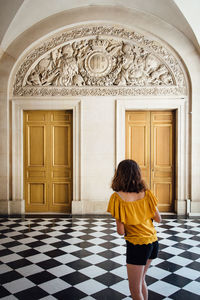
top-left (0, 0), bottom-right (199, 53)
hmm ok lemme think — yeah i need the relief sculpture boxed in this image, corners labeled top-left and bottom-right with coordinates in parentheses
top-left (13, 24), bottom-right (186, 96)
top-left (25, 37), bottom-right (174, 88)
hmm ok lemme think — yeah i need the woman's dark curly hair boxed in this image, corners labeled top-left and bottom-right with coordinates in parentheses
top-left (111, 159), bottom-right (147, 193)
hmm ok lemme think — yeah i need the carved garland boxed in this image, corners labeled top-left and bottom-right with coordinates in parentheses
top-left (13, 25), bottom-right (187, 96)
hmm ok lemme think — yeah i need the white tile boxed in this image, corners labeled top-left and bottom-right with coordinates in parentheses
top-left (13, 226), bottom-right (28, 231)
top-left (187, 246), bottom-right (200, 254)
top-left (110, 266), bottom-right (127, 279)
top-left (42, 237), bottom-right (60, 244)
top-left (175, 232), bottom-right (193, 238)
top-left (46, 231), bottom-right (64, 237)
top-left (55, 254), bottom-right (78, 264)
top-left (75, 279), bottom-right (106, 295)
top-left (112, 238), bottom-right (126, 245)
top-left (112, 245), bottom-right (126, 254)
top-left (181, 239), bottom-right (200, 246)
top-left (3, 278), bottom-right (35, 294)
top-left (167, 255), bottom-right (192, 266)
top-left (86, 245), bottom-right (106, 254)
top-left (91, 226), bottom-right (106, 231)
top-left (4, 231), bottom-right (21, 237)
top-left (27, 253), bottom-right (49, 263)
top-left (159, 239), bottom-right (177, 246)
top-left (88, 238), bottom-right (106, 245)
top-left (82, 254), bottom-right (107, 264)
top-left (80, 265), bottom-right (107, 278)
top-left (0, 238), bottom-right (14, 244)
top-left (48, 265), bottom-right (75, 277)
top-left (0, 264), bottom-right (12, 274)
top-left (146, 266), bottom-right (170, 279)
top-left (148, 281), bottom-right (180, 297)
top-left (71, 225), bottom-right (87, 230)
top-left (67, 231), bottom-right (85, 237)
top-left (36, 244), bottom-right (56, 253)
top-left (10, 244), bottom-right (30, 253)
top-left (110, 279), bottom-right (130, 296)
top-left (60, 245), bottom-right (81, 253)
top-left (39, 278), bottom-right (70, 294)
top-left (162, 246), bottom-right (184, 255)
top-left (17, 237), bottom-right (37, 244)
top-left (174, 267), bottom-right (200, 280)
top-left (65, 237), bottom-right (83, 244)
top-left (157, 232), bottom-right (171, 239)
top-left (183, 281), bottom-right (200, 295)
top-left (81, 297), bottom-right (95, 300)
top-left (110, 255), bottom-right (126, 265)
top-left (90, 231), bottom-right (106, 238)
top-left (151, 258), bottom-right (164, 266)
top-left (17, 264), bottom-right (44, 277)
top-left (0, 253), bottom-right (22, 264)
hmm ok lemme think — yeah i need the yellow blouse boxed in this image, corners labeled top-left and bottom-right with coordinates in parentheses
top-left (107, 190), bottom-right (158, 245)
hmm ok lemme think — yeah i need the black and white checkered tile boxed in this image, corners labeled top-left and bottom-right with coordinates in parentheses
top-left (0, 216), bottom-right (200, 300)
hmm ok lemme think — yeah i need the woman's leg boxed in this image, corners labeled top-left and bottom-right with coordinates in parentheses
top-left (142, 259), bottom-right (152, 300)
top-left (127, 263), bottom-right (145, 300)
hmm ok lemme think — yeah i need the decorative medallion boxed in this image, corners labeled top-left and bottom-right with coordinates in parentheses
top-left (13, 24), bottom-right (187, 96)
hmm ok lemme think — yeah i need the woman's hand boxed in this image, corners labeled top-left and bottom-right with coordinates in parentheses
top-left (153, 207), bottom-right (162, 223)
top-left (116, 219), bottom-right (125, 235)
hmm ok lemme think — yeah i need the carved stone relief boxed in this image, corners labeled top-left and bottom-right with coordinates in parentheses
top-left (13, 25), bottom-right (187, 96)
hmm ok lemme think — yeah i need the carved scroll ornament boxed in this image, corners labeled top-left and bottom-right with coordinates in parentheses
top-left (13, 25), bottom-right (187, 96)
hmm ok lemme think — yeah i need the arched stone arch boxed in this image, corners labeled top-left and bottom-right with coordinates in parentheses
top-left (13, 23), bottom-right (187, 97)
top-left (0, 6), bottom-right (199, 215)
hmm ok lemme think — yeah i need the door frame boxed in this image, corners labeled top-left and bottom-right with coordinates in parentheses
top-left (12, 98), bottom-right (80, 213)
top-left (116, 97), bottom-right (189, 214)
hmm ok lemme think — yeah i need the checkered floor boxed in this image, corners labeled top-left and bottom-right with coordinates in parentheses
top-left (0, 216), bottom-right (200, 300)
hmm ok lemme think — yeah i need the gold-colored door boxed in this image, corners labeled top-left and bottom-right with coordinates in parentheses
top-left (126, 111), bottom-right (175, 212)
top-left (24, 110), bottom-right (73, 213)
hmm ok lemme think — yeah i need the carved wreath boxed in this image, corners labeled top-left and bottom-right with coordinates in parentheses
top-left (13, 25), bottom-right (187, 96)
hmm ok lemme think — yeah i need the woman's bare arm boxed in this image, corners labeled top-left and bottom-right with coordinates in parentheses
top-left (153, 207), bottom-right (162, 223)
top-left (116, 219), bottom-right (125, 235)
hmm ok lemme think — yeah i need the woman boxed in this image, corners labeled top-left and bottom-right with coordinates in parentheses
top-left (107, 159), bottom-right (162, 300)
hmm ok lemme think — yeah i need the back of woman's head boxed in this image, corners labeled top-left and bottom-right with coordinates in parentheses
top-left (111, 159), bottom-right (146, 193)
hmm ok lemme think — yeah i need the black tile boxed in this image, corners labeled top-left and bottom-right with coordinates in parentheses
top-left (0, 249), bottom-right (13, 256)
top-left (7, 258), bottom-right (32, 269)
top-left (92, 287), bottom-right (126, 300)
top-left (54, 287), bottom-right (87, 299)
top-left (96, 260), bottom-right (121, 271)
top-left (186, 261), bottom-right (200, 271)
top-left (1, 241), bottom-right (20, 248)
top-left (145, 275), bottom-right (157, 285)
top-left (156, 261), bottom-right (181, 272)
top-left (158, 251), bottom-right (173, 260)
top-left (100, 242), bottom-right (119, 249)
top-left (37, 258), bottom-right (62, 269)
top-left (100, 250), bottom-right (120, 259)
top-left (61, 271), bottom-right (89, 285)
top-left (167, 236), bottom-right (185, 242)
top-left (170, 289), bottom-right (200, 300)
top-left (67, 259), bottom-right (91, 270)
top-left (44, 249), bottom-right (66, 258)
top-left (0, 285), bottom-right (10, 297)
top-left (0, 270), bottom-right (23, 284)
top-left (179, 251), bottom-right (199, 260)
top-left (72, 249), bottom-right (92, 258)
top-left (95, 272), bottom-right (122, 286)
top-left (27, 270), bottom-right (56, 284)
top-left (50, 241), bottom-right (69, 248)
top-left (162, 273), bottom-right (190, 287)
top-left (173, 243), bottom-right (191, 250)
top-left (15, 286), bottom-right (48, 300)
top-left (17, 249), bottom-right (40, 257)
top-left (148, 290), bottom-right (165, 300)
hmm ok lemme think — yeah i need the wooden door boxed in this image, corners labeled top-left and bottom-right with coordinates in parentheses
top-left (24, 110), bottom-right (73, 213)
top-left (126, 111), bottom-right (175, 212)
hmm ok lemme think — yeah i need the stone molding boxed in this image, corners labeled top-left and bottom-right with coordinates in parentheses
top-left (13, 24), bottom-right (187, 97)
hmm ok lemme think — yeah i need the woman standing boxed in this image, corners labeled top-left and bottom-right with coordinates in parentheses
top-left (107, 159), bottom-right (162, 300)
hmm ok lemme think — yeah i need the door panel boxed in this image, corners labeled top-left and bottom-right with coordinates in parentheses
top-left (125, 111), bottom-right (175, 212)
top-left (125, 112), bottom-right (150, 186)
top-left (24, 110), bottom-right (72, 213)
top-left (151, 112), bottom-right (174, 212)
